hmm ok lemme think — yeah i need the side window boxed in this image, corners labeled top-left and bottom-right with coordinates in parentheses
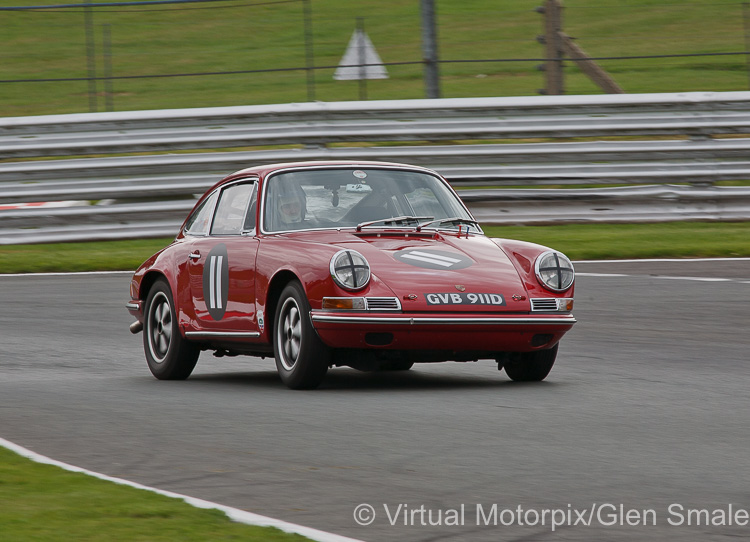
top-left (211, 183), bottom-right (254, 236)
top-left (183, 191), bottom-right (218, 236)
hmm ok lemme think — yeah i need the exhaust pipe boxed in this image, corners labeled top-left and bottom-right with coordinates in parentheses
top-left (129, 321), bottom-right (143, 334)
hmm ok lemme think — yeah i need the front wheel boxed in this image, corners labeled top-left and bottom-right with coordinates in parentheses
top-left (274, 281), bottom-right (330, 390)
top-left (143, 278), bottom-right (199, 380)
top-left (504, 344), bottom-right (558, 382)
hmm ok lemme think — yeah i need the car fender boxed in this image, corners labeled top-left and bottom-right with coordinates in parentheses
top-left (255, 236), bottom-right (399, 340)
top-left (491, 238), bottom-right (575, 298)
top-left (131, 240), bottom-right (198, 332)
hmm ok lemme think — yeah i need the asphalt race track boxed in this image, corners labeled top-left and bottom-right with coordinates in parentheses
top-left (1, 260), bottom-right (749, 541)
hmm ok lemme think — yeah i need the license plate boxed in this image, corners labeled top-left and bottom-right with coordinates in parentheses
top-left (425, 292), bottom-right (506, 306)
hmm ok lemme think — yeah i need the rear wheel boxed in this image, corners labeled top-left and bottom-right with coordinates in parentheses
top-left (274, 281), bottom-right (330, 389)
top-left (143, 279), bottom-right (199, 380)
top-left (504, 344), bottom-right (558, 382)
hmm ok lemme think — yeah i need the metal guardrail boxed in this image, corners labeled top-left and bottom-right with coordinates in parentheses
top-left (465, 184), bottom-right (750, 225)
top-left (4, 91), bottom-right (750, 142)
top-left (3, 185), bottom-right (749, 245)
top-left (2, 91), bottom-right (750, 244)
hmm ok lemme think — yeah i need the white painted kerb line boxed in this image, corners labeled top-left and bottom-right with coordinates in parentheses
top-left (0, 437), bottom-right (364, 542)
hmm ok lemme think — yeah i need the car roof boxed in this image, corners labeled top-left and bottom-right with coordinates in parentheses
top-left (225, 160), bottom-right (438, 180)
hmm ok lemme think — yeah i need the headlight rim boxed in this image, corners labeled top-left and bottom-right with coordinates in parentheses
top-left (329, 249), bottom-right (371, 291)
top-left (534, 250), bottom-right (575, 293)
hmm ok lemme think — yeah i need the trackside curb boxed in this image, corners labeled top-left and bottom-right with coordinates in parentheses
top-left (0, 437), bottom-right (365, 542)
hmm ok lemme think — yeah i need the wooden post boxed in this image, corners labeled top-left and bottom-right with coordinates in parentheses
top-left (561, 33), bottom-right (624, 94)
top-left (539, 0), bottom-right (623, 95)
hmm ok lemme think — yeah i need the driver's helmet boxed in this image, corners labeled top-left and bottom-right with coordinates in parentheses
top-left (279, 193), bottom-right (303, 224)
top-left (276, 177), bottom-right (306, 224)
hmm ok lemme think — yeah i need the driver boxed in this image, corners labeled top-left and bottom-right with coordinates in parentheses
top-left (279, 193), bottom-right (304, 224)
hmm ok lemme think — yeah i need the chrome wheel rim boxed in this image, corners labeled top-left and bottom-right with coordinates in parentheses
top-left (148, 292), bottom-right (172, 364)
top-left (278, 297), bottom-right (302, 371)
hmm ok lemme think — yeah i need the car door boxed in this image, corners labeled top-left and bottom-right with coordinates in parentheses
top-left (186, 179), bottom-right (260, 333)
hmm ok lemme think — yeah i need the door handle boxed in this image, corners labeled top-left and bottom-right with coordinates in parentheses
top-left (188, 252), bottom-right (201, 261)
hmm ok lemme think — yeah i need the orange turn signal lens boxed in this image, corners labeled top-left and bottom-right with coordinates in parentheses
top-left (322, 297), bottom-right (366, 310)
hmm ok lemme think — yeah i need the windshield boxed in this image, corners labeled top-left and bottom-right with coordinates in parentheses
top-left (262, 167), bottom-right (478, 233)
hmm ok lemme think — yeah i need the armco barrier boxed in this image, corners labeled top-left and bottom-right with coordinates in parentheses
top-left (3, 185), bottom-right (749, 245)
top-left (1, 91), bottom-right (750, 244)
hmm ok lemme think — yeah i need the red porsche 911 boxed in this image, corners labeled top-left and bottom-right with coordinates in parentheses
top-left (126, 161), bottom-right (576, 389)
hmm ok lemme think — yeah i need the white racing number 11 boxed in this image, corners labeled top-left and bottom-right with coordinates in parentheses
top-left (208, 255), bottom-right (224, 310)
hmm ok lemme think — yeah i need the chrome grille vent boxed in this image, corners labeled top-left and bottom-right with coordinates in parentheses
top-left (365, 297), bottom-right (402, 311)
top-left (531, 298), bottom-right (559, 312)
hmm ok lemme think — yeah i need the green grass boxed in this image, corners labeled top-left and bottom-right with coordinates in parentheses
top-left (0, 446), bottom-right (310, 541)
top-left (2, 0), bottom-right (750, 117)
top-left (483, 222), bottom-right (750, 260)
top-left (0, 238), bottom-right (174, 274)
top-left (1, 222), bottom-right (749, 274)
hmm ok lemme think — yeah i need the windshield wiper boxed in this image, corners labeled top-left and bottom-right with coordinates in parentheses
top-left (416, 217), bottom-right (480, 232)
top-left (356, 215), bottom-right (434, 232)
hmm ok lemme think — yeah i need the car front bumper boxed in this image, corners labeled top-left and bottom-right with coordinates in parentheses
top-left (310, 311), bottom-right (576, 352)
top-left (126, 300), bottom-right (144, 334)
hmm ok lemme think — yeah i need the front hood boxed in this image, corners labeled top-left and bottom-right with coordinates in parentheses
top-left (339, 232), bottom-right (531, 312)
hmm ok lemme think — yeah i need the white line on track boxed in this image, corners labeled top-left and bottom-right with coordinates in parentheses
top-left (574, 257), bottom-right (750, 264)
top-left (0, 270), bottom-right (133, 278)
top-left (575, 273), bottom-right (629, 278)
top-left (0, 438), bottom-right (364, 542)
top-left (577, 273), bottom-right (750, 283)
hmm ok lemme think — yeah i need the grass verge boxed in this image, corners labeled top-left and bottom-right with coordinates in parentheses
top-left (0, 238), bottom-right (174, 274)
top-left (1, 222), bottom-right (749, 275)
top-left (482, 222), bottom-right (750, 261)
top-left (0, 446), bottom-right (310, 542)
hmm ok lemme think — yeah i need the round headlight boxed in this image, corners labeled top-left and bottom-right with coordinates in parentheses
top-left (330, 250), bottom-right (371, 290)
top-left (535, 250), bottom-right (575, 292)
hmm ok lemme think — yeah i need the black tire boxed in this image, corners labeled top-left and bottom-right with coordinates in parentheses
top-left (143, 278), bottom-right (199, 380)
top-left (504, 344), bottom-right (558, 382)
top-left (274, 281), bottom-right (330, 389)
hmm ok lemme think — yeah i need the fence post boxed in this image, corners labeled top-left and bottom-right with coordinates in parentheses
top-left (83, 0), bottom-right (98, 112)
top-left (420, 0), bottom-right (441, 99)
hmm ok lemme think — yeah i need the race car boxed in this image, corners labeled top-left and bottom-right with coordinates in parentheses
top-left (127, 161), bottom-right (576, 389)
